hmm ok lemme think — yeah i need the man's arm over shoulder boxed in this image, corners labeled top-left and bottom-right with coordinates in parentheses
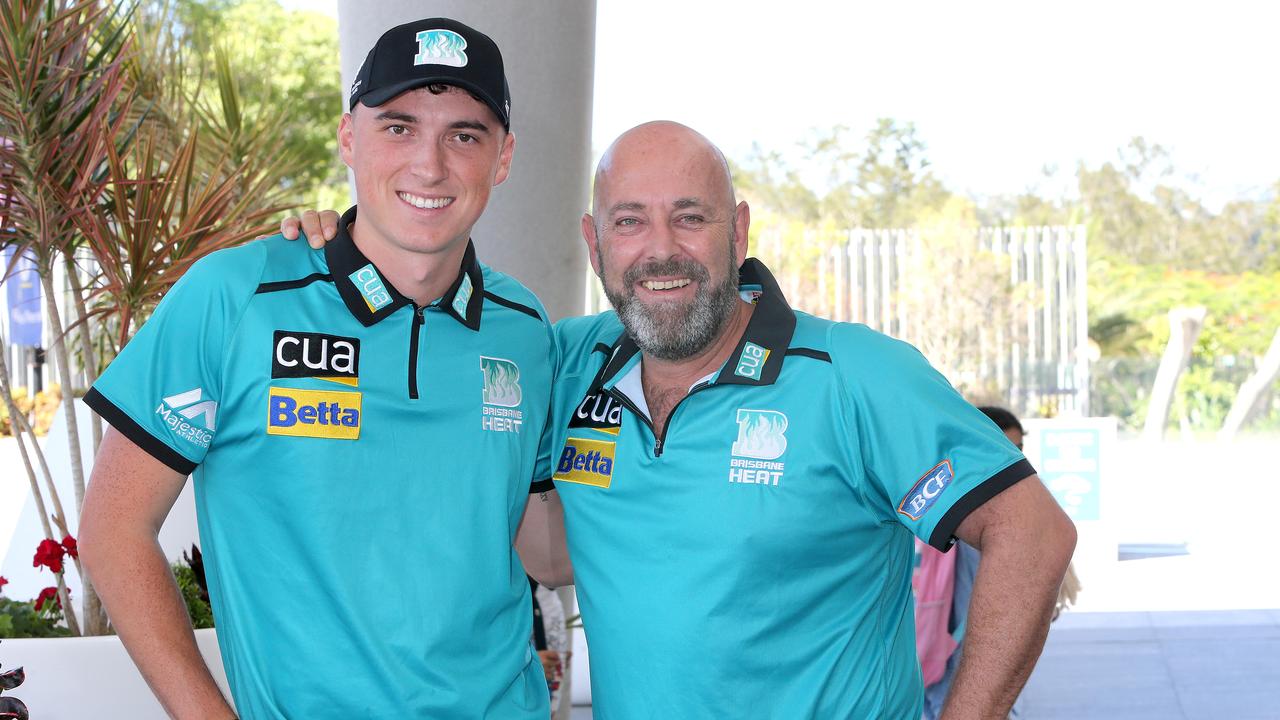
top-left (519, 315), bottom-right (573, 588)
top-left (516, 487), bottom-right (572, 588)
top-left (941, 475), bottom-right (1076, 719)
top-left (80, 429), bottom-right (236, 719)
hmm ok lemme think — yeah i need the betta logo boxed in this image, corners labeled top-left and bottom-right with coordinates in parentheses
top-left (266, 387), bottom-right (361, 440)
top-left (898, 460), bottom-right (954, 520)
top-left (554, 437), bottom-right (616, 488)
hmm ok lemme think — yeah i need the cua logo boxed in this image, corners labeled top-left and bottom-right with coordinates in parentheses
top-left (272, 331), bottom-right (360, 385)
top-left (569, 392), bottom-right (623, 434)
top-left (348, 264), bottom-right (391, 312)
top-left (734, 342), bottom-right (770, 381)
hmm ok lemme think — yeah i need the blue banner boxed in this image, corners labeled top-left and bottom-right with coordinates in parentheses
top-left (4, 246), bottom-right (42, 346)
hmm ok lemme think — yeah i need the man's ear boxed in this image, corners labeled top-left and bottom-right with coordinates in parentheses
top-left (733, 200), bottom-right (751, 266)
top-left (493, 131), bottom-right (516, 186)
top-left (338, 112), bottom-right (355, 169)
top-left (582, 213), bottom-right (602, 276)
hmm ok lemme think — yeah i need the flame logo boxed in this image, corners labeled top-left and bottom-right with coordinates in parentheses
top-left (481, 356), bottom-right (522, 407)
top-left (414, 30), bottom-right (469, 68)
top-left (731, 409), bottom-right (788, 460)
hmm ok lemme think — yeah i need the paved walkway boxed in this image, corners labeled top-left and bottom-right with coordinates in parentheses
top-left (1021, 609), bottom-right (1280, 719)
top-left (568, 608), bottom-right (1280, 719)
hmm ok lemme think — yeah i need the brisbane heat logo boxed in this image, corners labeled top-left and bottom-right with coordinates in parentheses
top-left (480, 356), bottom-right (523, 433)
top-left (898, 460), bottom-right (954, 520)
top-left (414, 29), bottom-right (468, 68)
top-left (728, 409), bottom-right (788, 486)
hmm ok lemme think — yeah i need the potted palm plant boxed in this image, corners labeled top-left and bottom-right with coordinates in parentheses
top-left (0, 0), bottom-right (299, 713)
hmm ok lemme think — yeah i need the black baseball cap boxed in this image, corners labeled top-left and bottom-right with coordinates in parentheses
top-left (348, 18), bottom-right (511, 130)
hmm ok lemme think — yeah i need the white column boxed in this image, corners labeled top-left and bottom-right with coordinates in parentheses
top-left (337, 1), bottom-right (596, 321)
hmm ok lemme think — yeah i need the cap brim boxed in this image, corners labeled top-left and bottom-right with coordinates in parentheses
top-left (355, 78), bottom-right (508, 130)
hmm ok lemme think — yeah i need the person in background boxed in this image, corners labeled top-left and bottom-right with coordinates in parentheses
top-left (923, 405), bottom-right (1080, 719)
top-left (530, 576), bottom-right (571, 715)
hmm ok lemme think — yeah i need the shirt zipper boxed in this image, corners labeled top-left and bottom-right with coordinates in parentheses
top-left (408, 305), bottom-right (425, 399)
top-left (604, 382), bottom-right (715, 458)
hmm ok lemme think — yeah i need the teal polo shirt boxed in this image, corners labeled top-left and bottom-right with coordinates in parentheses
top-left (546, 258), bottom-right (1032, 719)
top-left (85, 207), bottom-right (553, 719)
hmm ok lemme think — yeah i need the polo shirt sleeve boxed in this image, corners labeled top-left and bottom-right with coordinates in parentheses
top-left (530, 322), bottom-right (563, 493)
top-left (84, 245), bottom-right (263, 475)
top-left (829, 323), bottom-right (1035, 550)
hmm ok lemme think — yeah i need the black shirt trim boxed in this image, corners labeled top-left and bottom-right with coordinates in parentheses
top-left (714, 259), bottom-right (797, 387)
top-left (785, 347), bottom-right (832, 363)
top-left (83, 388), bottom-right (197, 476)
top-left (483, 291), bottom-right (540, 322)
top-left (255, 273), bottom-right (332, 295)
top-left (324, 205), bottom-right (484, 330)
top-left (927, 458), bottom-right (1037, 551)
top-left (529, 478), bottom-right (556, 494)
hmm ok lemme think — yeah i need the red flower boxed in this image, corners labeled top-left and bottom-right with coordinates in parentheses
top-left (0, 576), bottom-right (7, 593)
top-left (61, 535), bottom-right (78, 559)
top-left (34, 586), bottom-right (65, 611)
top-left (33, 538), bottom-right (66, 574)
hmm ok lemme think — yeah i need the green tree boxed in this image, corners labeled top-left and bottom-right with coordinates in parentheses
top-left (164, 0), bottom-right (347, 206)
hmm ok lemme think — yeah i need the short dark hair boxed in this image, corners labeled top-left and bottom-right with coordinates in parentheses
top-left (978, 406), bottom-right (1023, 434)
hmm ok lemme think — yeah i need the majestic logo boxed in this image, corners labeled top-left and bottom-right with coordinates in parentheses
top-left (729, 409), bottom-right (788, 486)
top-left (734, 342), bottom-right (770, 381)
top-left (414, 29), bottom-right (468, 68)
top-left (481, 356), bottom-right (523, 432)
top-left (272, 331), bottom-right (360, 386)
top-left (451, 274), bottom-right (473, 318)
top-left (267, 387), bottom-right (361, 440)
top-left (568, 392), bottom-right (623, 435)
top-left (554, 437), bottom-right (616, 488)
top-left (155, 388), bottom-right (217, 449)
top-left (349, 264), bottom-right (392, 312)
top-left (898, 460), bottom-right (954, 520)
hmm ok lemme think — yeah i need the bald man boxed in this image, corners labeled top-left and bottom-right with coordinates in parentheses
top-left (287, 121), bottom-right (1076, 719)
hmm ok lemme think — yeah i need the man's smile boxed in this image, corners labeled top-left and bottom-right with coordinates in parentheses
top-left (397, 191), bottom-right (453, 210)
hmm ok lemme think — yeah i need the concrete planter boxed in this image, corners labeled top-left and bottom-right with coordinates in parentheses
top-left (0, 628), bottom-right (232, 719)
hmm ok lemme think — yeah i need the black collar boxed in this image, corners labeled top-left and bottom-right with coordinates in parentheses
top-left (325, 206), bottom-right (485, 330)
top-left (595, 257), bottom-right (797, 389)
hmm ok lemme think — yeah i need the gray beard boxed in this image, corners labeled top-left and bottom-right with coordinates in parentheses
top-left (601, 252), bottom-right (741, 362)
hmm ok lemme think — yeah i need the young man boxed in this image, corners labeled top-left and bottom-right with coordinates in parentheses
top-left (289, 121), bottom-right (1077, 718)
top-left (80, 19), bottom-right (557, 718)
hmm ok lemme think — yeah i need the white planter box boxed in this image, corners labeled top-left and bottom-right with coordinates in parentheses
top-left (0, 628), bottom-right (232, 719)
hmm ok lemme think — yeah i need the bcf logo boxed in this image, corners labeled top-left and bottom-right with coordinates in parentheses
top-left (897, 460), bottom-right (954, 520)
